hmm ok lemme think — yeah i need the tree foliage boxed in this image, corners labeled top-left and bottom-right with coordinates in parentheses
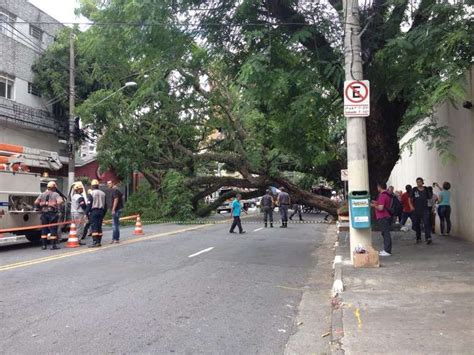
top-left (33, 0), bottom-right (472, 217)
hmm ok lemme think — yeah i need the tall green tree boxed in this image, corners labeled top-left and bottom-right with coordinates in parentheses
top-left (181, 0), bottom-right (473, 192)
top-left (33, 0), bottom-right (472, 217)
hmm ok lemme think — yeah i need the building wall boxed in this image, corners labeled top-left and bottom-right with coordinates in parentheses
top-left (0, 0), bottom-right (66, 181)
top-left (75, 160), bottom-right (120, 185)
top-left (0, 123), bottom-right (66, 153)
top-left (388, 69), bottom-right (474, 242)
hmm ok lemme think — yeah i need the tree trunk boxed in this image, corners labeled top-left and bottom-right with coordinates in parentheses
top-left (191, 174), bottom-right (339, 218)
top-left (366, 95), bottom-right (408, 196)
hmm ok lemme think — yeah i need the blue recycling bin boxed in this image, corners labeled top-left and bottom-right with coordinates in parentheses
top-left (349, 191), bottom-right (371, 229)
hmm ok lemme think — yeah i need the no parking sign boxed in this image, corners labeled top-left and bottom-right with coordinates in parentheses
top-left (344, 80), bottom-right (370, 117)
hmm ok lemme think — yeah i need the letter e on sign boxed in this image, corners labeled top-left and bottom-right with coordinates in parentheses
top-left (344, 80), bottom-right (370, 117)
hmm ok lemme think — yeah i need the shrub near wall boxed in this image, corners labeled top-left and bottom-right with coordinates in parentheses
top-left (123, 171), bottom-right (194, 221)
top-left (123, 182), bottom-right (160, 220)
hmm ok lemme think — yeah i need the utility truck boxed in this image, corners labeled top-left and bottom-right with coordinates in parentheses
top-left (0, 143), bottom-right (67, 244)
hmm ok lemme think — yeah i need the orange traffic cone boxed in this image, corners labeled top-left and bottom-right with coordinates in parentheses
top-left (133, 215), bottom-right (144, 235)
top-left (65, 223), bottom-right (80, 248)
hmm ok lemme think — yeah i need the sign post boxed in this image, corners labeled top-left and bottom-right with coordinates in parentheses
top-left (341, 169), bottom-right (348, 200)
top-left (344, 80), bottom-right (370, 117)
top-left (343, 0), bottom-right (372, 263)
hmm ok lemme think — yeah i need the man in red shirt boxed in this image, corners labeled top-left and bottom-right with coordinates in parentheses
top-left (400, 184), bottom-right (414, 232)
top-left (371, 182), bottom-right (392, 256)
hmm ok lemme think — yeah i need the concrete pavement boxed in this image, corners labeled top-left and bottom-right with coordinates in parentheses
top-left (337, 229), bottom-right (474, 354)
top-left (0, 212), bottom-right (334, 354)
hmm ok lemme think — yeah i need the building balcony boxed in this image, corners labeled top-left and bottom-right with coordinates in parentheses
top-left (0, 98), bottom-right (67, 138)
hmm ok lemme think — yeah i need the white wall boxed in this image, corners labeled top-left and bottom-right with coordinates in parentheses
top-left (14, 77), bottom-right (45, 109)
top-left (0, 122), bottom-right (64, 153)
top-left (388, 69), bottom-right (474, 241)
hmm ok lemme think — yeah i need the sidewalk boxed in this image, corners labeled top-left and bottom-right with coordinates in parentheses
top-left (337, 229), bottom-right (474, 354)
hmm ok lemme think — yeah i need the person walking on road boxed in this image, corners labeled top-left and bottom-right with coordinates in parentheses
top-left (87, 180), bottom-right (107, 248)
top-left (71, 182), bottom-right (87, 246)
top-left (108, 181), bottom-right (124, 244)
top-left (435, 181), bottom-right (452, 236)
top-left (289, 203), bottom-right (303, 222)
top-left (261, 189), bottom-right (274, 228)
top-left (410, 177), bottom-right (433, 244)
top-left (277, 187), bottom-right (291, 228)
top-left (371, 182), bottom-right (393, 256)
top-left (35, 181), bottom-right (64, 250)
top-left (229, 194), bottom-right (246, 234)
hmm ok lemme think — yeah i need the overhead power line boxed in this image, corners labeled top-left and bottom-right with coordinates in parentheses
top-left (0, 20), bottom-right (319, 27)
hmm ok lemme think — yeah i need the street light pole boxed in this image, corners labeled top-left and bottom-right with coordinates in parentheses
top-left (68, 30), bottom-right (75, 193)
top-left (344, 0), bottom-right (372, 259)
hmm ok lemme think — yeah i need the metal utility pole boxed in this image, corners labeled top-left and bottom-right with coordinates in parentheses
top-left (343, 0), bottom-right (372, 259)
top-left (68, 30), bottom-right (75, 193)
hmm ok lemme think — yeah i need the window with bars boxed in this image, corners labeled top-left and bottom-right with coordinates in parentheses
top-left (29, 24), bottom-right (42, 41)
top-left (0, 75), bottom-right (14, 100)
top-left (28, 82), bottom-right (41, 97)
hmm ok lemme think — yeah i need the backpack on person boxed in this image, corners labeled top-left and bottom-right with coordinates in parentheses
top-left (383, 191), bottom-right (402, 217)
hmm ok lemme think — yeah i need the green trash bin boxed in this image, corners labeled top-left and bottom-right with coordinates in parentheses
top-left (348, 190), bottom-right (371, 229)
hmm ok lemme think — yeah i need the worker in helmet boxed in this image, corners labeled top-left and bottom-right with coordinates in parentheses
top-left (34, 181), bottom-right (64, 250)
top-left (81, 188), bottom-right (93, 240)
top-left (71, 182), bottom-right (87, 246)
top-left (86, 179), bottom-right (107, 247)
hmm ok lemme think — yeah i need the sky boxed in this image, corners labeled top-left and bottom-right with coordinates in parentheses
top-left (28, 0), bottom-right (88, 24)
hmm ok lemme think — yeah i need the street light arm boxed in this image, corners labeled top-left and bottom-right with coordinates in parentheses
top-left (90, 81), bottom-right (137, 108)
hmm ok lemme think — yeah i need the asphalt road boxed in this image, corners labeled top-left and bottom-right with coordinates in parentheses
top-left (0, 212), bottom-right (334, 354)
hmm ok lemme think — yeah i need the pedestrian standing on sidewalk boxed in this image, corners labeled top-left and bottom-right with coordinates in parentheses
top-left (261, 189), bottom-right (274, 228)
top-left (400, 185), bottom-right (414, 232)
top-left (394, 190), bottom-right (403, 223)
top-left (410, 177), bottom-right (433, 244)
top-left (277, 187), bottom-right (291, 228)
top-left (71, 182), bottom-right (87, 246)
top-left (435, 181), bottom-right (452, 235)
top-left (108, 180), bottom-right (124, 244)
top-left (371, 182), bottom-right (392, 256)
top-left (229, 194), bottom-right (246, 234)
top-left (427, 186), bottom-right (438, 234)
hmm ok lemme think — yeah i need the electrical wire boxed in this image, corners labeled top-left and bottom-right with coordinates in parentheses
top-left (2, 23), bottom-right (71, 71)
top-left (0, 20), bottom-right (341, 28)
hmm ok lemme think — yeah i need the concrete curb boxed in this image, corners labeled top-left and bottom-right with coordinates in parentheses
top-left (330, 228), bottom-right (347, 354)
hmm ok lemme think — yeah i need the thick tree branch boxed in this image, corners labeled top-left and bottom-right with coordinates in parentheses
top-left (187, 175), bottom-right (269, 188)
top-left (196, 188), bottom-right (266, 217)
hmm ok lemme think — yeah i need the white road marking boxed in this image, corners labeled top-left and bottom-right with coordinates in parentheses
top-left (188, 247), bottom-right (214, 258)
top-left (253, 227), bottom-right (263, 232)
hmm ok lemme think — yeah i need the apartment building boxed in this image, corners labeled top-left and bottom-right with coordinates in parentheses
top-left (0, 0), bottom-right (68, 181)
